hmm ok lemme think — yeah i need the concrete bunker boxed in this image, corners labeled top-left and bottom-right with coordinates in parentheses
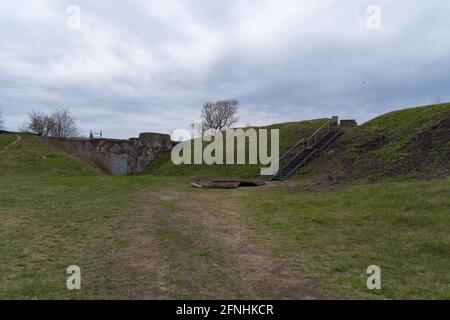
top-left (47, 132), bottom-right (173, 175)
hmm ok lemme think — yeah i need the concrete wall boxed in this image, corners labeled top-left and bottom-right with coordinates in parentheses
top-left (340, 119), bottom-right (358, 127)
top-left (48, 132), bottom-right (172, 175)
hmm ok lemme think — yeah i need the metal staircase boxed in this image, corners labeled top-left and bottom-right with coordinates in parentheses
top-left (270, 119), bottom-right (342, 181)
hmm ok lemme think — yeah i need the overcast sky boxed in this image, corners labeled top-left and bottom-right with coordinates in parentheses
top-left (0, 0), bottom-right (449, 138)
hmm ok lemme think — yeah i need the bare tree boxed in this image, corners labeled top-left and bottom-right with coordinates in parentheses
top-left (0, 110), bottom-right (4, 130)
top-left (26, 108), bottom-right (78, 138)
top-left (27, 110), bottom-right (54, 137)
top-left (50, 108), bottom-right (79, 138)
top-left (201, 100), bottom-right (239, 133)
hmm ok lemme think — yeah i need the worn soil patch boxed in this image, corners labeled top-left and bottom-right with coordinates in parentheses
top-left (396, 115), bottom-right (450, 178)
top-left (153, 189), bottom-right (331, 299)
top-left (113, 188), bottom-right (331, 299)
top-left (112, 192), bottom-right (173, 299)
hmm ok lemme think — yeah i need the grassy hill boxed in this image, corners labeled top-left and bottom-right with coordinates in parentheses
top-left (144, 103), bottom-right (450, 183)
top-left (0, 133), bottom-right (98, 177)
top-left (3, 103), bottom-right (448, 182)
top-left (298, 103), bottom-right (450, 184)
top-left (143, 118), bottom-right (328, 179)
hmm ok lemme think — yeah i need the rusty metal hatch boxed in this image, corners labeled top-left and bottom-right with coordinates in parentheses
top-left (190, 180), bottom-right (265, 189)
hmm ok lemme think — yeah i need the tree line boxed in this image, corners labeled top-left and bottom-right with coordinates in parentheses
top-left (25, 108), bottom-right (79, 138)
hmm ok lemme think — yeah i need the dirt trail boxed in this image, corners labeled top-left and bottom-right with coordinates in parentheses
top-left (112, 192), bottom-right (173, 299)
top-left (167, 190), bottom-right (330, 299)
top-left (115, 188), bottom-right (330, 299)
top-left (0, 135), bottom-right (21, 155)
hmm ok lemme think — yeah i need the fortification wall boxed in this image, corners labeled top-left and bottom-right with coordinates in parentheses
top-left (47, 132), bottom-right (172, 175)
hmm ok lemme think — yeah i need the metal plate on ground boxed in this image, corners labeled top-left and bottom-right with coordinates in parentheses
top-left (190, 180), bottom-right (265, 189)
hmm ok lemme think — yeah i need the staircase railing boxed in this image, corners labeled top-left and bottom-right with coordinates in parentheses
top-left (306, 120), bottom-right (331, 148)
top-left (277, 138), bottom-right (307, 170)
top-left (273, 119), bottom-right (332, 174)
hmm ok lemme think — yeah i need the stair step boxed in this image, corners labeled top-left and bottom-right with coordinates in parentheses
top-left (271, 129), bottom-right (342, 180)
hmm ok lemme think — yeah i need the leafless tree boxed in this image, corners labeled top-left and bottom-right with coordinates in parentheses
top-left (26, 108), bottom-right (78, 138)
top-left (27, 110), bottom-right (53, 137)
top-left (50, 108), bottom-right (79, 138)
top-left (201, 100), bottom-right (239, 133)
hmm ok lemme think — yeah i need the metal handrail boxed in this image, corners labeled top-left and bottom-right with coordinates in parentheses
top-left (306, 120), bottom-right (330, 148)
top-left (278, 138), bottom-right (306, 164)
top-left (274, 119), bottom-right (332, 173)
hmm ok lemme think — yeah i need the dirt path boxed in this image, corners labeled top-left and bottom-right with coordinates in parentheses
top-left (0, 135), bottom-right (21, 155)
top-left (114, 188), bottom-right (330, 299)
top-left (112, 192), bottom-right (174, 299)
top-left (163, 190), bottom-right (330, 299)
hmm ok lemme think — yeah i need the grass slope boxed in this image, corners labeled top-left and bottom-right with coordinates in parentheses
top-left (299, 103), bottom-right (450, 183)
top-left (144, 118), bottom-right (328, 179)
top-left (0, 134), bottom-right (19, 150)
top-left (0, 133), bottom-right (98, 177)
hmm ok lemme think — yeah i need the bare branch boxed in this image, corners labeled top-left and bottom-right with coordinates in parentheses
top-left (27, 110), bottom-right (50, 136)
top-left (50, 108), bottom-right (79, 138)
top-left (200, 100), bottom-right (239, 133)
top-left (26, 108), bottom-right (79, 138)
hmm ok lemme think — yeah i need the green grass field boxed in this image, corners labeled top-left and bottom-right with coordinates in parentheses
top-left (228, 179), bottom-right (450, 299)
top-left (1, 104), bottom-right (449, 299)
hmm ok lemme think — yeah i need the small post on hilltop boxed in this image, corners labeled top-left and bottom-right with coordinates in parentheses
top-left (331, 116), bottom-right (339, 128)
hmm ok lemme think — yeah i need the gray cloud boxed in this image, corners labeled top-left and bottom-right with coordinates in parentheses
top-left (0, 0), bottom-right (449, 138)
